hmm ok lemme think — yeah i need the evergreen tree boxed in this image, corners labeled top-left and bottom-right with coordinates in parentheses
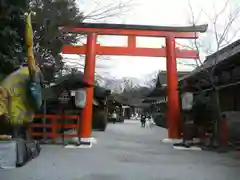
top-left (0, 0), bottom-right (27, 74)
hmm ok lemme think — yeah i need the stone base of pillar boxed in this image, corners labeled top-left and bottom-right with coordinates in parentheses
top-left (64, 137), bottom-right (97, 149)
top-left (84, 137), bottom-right (97, 144)
top-left (71, 137), bottom-right (97, 144)
top-left (173, 145), bottom-right (202, 151)
top-left (65, 143), bottom-right (92, 149)
top-left (80, 137), bottom-right (97, 143)
top-left (162, 138), bottom-right (182, 144)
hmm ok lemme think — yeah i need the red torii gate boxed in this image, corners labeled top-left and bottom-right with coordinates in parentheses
top-left (60, 23), bottom-right (207, 141)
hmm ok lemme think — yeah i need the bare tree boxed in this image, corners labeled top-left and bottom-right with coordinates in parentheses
top-left (143, 71), bottom-right (158, 88)
top-left (81, 0), bottom-right (135, 23)
top-left (61, 0), bottom-right (136, 84)
top-left (62, 55), bottom-right (113, 86)
top-left (186, 0), bottom-right (240, 145)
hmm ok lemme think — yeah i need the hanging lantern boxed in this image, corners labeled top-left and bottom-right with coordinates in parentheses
top-left (75, 89), bottom-right (86, 108)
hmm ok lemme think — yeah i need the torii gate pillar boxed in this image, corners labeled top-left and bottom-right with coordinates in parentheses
top-left (165, 36), bottom-right (180, 139)
top-left (80, 33), bottom-right (97, 141)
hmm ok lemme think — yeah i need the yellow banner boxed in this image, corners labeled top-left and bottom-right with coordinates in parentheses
top-left (1, 67), bottom-right (35, 125)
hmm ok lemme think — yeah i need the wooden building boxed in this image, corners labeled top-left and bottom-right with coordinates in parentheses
top-left (179, 39), bottom-right (240, 110)
top-left (143, 71), bottom-right (189, 113)
top-left (179, 39), bottom-right (240, 144)
top-left (107, 94), bottom-right (131, 121)
top-left (35, 71), bottom-right (110, 133)
top-left (141, 39), bottom-right (240, 143)
top-left (142, 71), bottom-right (189, 127)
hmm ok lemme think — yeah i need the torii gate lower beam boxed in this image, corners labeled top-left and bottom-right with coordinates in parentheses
top-left (60, 23), bottom-right (207, 142)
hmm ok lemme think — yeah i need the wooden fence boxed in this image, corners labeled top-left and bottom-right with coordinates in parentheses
top-left (28, 114), bottom-right (80, 143)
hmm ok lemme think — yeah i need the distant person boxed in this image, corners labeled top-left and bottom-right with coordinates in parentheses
top-left (145, 116), bottom-right (151, 128)
top-left (112, 111), bottom-right (117, 124)
top-left (150, 115), bottom-right (155, 126)
top-left (135, 113), bottom-right (138, 119)
top-left (140, 114), bottom-right (146, 127)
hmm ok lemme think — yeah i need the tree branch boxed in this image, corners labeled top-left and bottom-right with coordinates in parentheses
top-left (83, 0), bottom-right (135, 22)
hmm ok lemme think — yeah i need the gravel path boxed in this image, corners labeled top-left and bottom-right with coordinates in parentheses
top-left (1, 120), bottom-right (239, 180)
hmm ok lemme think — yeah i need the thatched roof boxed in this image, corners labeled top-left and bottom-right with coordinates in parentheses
top-left (43, 71), bottom-right (110, 101)
top-left (52, 72), bottom-right (91, 90)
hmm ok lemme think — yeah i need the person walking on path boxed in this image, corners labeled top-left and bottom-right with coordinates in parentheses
top-left (112, 111), bottom-right (117, 124)
top-left (140, 114), bottom-right (146, 127)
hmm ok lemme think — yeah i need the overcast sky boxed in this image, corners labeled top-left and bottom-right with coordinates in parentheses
top-left (63, 0), bottom-right (240, 78)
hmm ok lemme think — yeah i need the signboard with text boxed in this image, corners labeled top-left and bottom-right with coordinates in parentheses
top-left (58, 90), bottom-right (71, 106)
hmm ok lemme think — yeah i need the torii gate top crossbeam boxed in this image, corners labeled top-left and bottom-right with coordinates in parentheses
top-left (60, 23), bottom-right (208, 58)
top-left (60, 23), bottom-right (208, 38)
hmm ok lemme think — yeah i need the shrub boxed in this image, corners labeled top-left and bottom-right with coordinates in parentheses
top-left (153, 113), bottom-right (167, 128)
top-left (92, 108), bottom-right (108, 131)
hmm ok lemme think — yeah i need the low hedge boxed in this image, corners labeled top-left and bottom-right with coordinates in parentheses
top-left (153, 113), bottom-right (167, 128)
top-left (92, 108), bottom-right (108, 131)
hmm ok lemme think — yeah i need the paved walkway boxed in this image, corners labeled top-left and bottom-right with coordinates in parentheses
top-left (1, 120), bottom-right (240, 180)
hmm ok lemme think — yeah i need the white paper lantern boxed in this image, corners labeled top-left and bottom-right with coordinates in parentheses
top-left (75, 89), bottom-right (86, 108)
